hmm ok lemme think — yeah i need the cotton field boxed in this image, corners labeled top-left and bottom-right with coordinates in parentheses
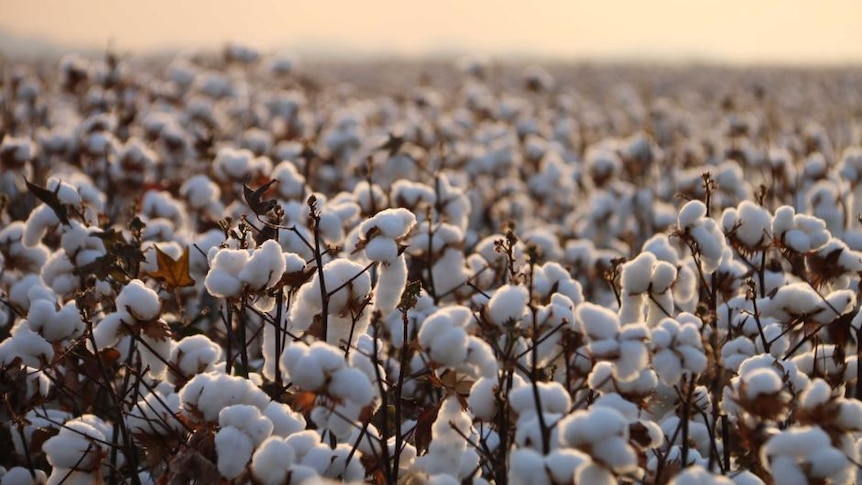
top-left (2, 46), bottom-right (862, 485)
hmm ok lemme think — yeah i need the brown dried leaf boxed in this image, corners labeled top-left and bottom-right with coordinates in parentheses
top-left (147, 245), bottom-right (195, 289)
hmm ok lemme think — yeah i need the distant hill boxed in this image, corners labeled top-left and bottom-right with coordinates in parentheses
top-left (0, 29), bottom-right (99, 59)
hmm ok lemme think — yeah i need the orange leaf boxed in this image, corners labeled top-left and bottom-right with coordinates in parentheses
top-left (148, 245), bottom-right (195, 289)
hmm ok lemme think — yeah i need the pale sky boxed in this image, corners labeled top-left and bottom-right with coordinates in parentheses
top-left (2, 0), bottom-right (862, 63)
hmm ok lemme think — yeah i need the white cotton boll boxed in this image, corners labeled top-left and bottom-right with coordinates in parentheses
top-left (691, 220), bottom-right (725, 273)
top-left (361, 208), bottom-right (417, 239)
top-left (621, 252), bottom-right (656, 294)
top-left (299, 445), bottom-right (333, 474)
top-left (117, 279), bottom-right (161, 321)
top-left (364, 236), bottom-right (399, 263)
top-left (329, 367), bottom-right (374, 406)
top-left (205, 268), bottom-right (243, 299)
top-left (23, 204), bottom-right (60, 248)
top-left (426, 475), bottom-right (460, 485)
top-left (140, 334), bottom-right (171, 379)
top-left (251, 437), bottom-right (295, 485)
top-left (210, 247), bottom-right (250, 274)
top-left (240, 240), bottom-right (286, 290)
top-left (587, 361), bottom-right (616, 390)
top-left (374, 255), bottom-right (407, 316)
top-left (215, 425), bottom-right (254, 479)
top-left (487, 284), bottom-right (529, 326)
top-left (742, 368), bottom-right (783, 400)
top-left (281, 347), bottom-right (326, 390)
top-left (730, 470), bottom-right (765, 485)
top-left (43, 420), bottom-right (106, 470)
top-left (509, 448), bottom-right (551, 485)
top-left (734, 201), bottom-right (772, 248)
top-left (559, 406), bottom-right (627, 447)
top-left (576, 303), bottom-right (620, 340)
top-left (0, 322), bottom-right (54, 367)
top-left (264, 401), bottom-right (306, 437)
top-left (615, 339), bottom-right (648, 382)
top-left (1, 467), bottom-right (48, 485)
top-left (91, 311), bottom-right (128, 351)
top-left (808, 447), bottom-right (850, 482)
top-left (428, 327), bottom-right (469, 367)
top-left (170, 335), bottom-right (222, 382)
top-left (678, 200), bottom-right (707, 229)
top-left (219, 405), bottom-right (274, 446)
top-left (179, 371), bottom-right (270, 422)
top-left (835, 400), bottom-right (862, 431)
top-left (180, 174), bottom-right (220, 210)
top-left (465, 337), bottom-right (498, 378)
top-left (591, 436), bottom-right (638, 473)
top-left (669, 465), bottom-right (734, 485)
top-left (772, 205), bottom-right (795, 235)
top-left (431, 247), bottom-right (469, 297)
top-left (468, 377), bottom-right (498, 421)
top-left (545, 448), bottom-right (589, 483)
top-left (576, 463), bottom-right (616, 485)
top-left (272, 161), bottom-right (306, 200)
top-left (651, 261), bottom-right (677, 293)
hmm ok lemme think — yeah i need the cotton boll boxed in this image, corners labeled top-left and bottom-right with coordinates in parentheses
top-left (23, 204), bottom-right (60, 248)
top-left (508, 448), bottom-right (551, 485)
top-left (215, 425), bottom-right (254, 479)
top-left (179, 371), bottom-right (270, 422)
top-left (219, 404), bottom-right (274, 446)
top-left (251, 437), bottom-right (296, 485)
top-left (364, 237), bottom-right (399, 263)
top-left (464, 337), bottom-right (498, 378)
top-left (373, 255), bottom-right (407, 316)
top-left (1, 467), bottom-right (48, 485)
top-left (361, 208), bottom-right (417, 239)
top-left (239, 240), bottom-right (286, 291)
top-left (43, 419), bottom-right (107, 470)
top-left (116, 279), bottom-right (161, 321)
top-left (264, 401), bottom-right (306, 438)
top-left (733, 201), bottom-right (772, 248)
top-left (678, 201), bottom-right (707, 229)
top-left (328, 367), bottom-right (374, 406)
top-left (487, 284), bottom-right (529, 326)
top-left (576, 303), bottom-right (620, 340)
top-left (621, 252), bottom-right (656, 294)
top-left (468, 377), bottom-right (499, 421)
top-left (669, 465), bottom-right (734, 485)
top-left (576, 464), bottom-right (616, 485)
top-left (169, 335), bottom-right (222, 383)
top-left (545, 448), bottom-right (590, 483)
top-left (0, 322), bottom-right (54, 367)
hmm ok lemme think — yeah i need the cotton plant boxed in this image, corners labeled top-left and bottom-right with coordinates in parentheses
top-left (204, 239), bottom-right (287, 303)
top-left (576, 302), bottom-right (652, 387)
top-left (676, 200), bottom-right (727, 274)
top-left (352, 208), bottom-right (416, 318)
top-left (412, 396), bottom-right (478, 481)
top-left (417, 305), bottom-right (498, 379)
top-left (279, 341), bottom-right (375, 439)
top-left (761, 426), bottom-right (853, 485)
top-left (42, 415), bottom-right (119, 485)
top-left (287, 258), bottom-right (372, 347)
top-left (90, 279), bottom-right (171, 379)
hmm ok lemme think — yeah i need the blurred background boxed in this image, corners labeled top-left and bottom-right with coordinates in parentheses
top-left (1, 0), bottom-right (861, 64)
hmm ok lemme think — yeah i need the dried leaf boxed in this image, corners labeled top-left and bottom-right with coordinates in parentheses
top-left (290, 391), bottom-right (318, 413)
top-left (24, 178), bottom-right (70, 225)
top-left (243, 178), bottom-right (278, 216)
top-left (148, 245), bottom-right (195, 289)
top-left (413, 402), bottom-right (441, 454)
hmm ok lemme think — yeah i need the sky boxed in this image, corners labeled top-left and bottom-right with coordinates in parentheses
top-left (1, 0), bottom-right (862, 64)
